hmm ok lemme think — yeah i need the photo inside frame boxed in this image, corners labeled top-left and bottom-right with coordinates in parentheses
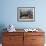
top-left (20, 8), bottom-right (33, 19)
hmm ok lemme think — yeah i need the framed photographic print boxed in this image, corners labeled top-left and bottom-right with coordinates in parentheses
top-left (17, 7), bottom-right (35, 22)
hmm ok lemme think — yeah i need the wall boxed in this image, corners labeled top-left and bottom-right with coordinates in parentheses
top-left (0, 0), bottom-right (46, 30)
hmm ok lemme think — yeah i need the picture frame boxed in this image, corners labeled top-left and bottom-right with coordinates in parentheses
top-left (17, 7), bottom-right (35, 22)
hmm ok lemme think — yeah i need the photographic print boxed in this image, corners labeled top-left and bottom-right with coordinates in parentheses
top-left (17, 7), bottom-right (35, 22)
